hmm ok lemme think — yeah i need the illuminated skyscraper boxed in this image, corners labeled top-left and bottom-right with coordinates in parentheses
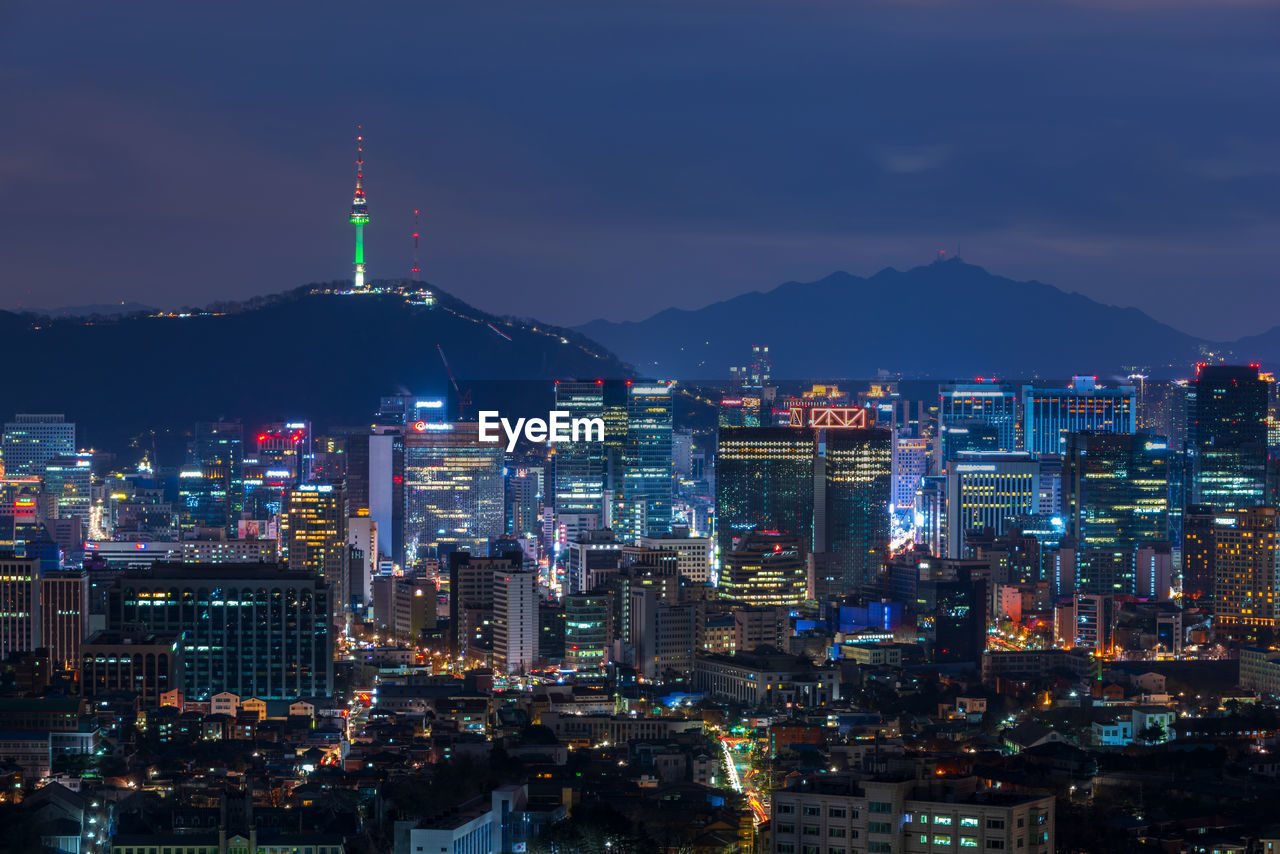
top-left (945, 452), bottom-right (1041, 558)
top-left (179, 421), bottom-right (244, 537)
top-left (1181, 504), bottom-right (1216, 603)
top-left (564, 592), bottom-right (612, 669)
top-left (820, 427), bottom-right (892, 594)
top-left (891, 432), bottom-right (929, 515)
top-left (2, 414), bottom-right (74, 477)
top-left (1063, 432), bottom-right (1170, 595)
top-left (403, 422), bottom-right (504, 563)
top-left (42, 455), bottom-right (92, 529)
top-left (553, 381), bottom-right (607, 541)
top-left (349, 126), bottom-right (369, 290)
top-left (715, 426), bottom-right (815, 556)
top-left (1213, 507), bottom-right (1280, 642)
top-left (1022, 377), bottom-right (1136, 455)
top-left (282, 483), bottom-right (347, 618)
top-left (617, 382), bottom-right (675, 540)
top-left (348, 428), bottom-right (405, 564)
top-left (1191, 364), bottom-right (1268, 511)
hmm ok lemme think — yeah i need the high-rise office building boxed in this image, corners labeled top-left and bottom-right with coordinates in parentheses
top-left (282, 484), bottom-right (347, 617)
top-left (1022, 377), bottom-right (1136, 455)
top-left (506, 466), bottom-right (544, 540)
top-left (917, 565), bottom-right (988, 664)
top-left (638, 528), bottom-right (713, 584)
top-left (0, 554), bottom-right (40, 659)
top-left (347, 429), bottom-right (405, 564)
top-left (553, 381), bottom-right (608, 542)
top-left (820, 427), bottom-right (892, 595)
top-left (404, 422), bottom-right (504, 564)
top-left (1191, 364), bottom-right (1268, 511)
top-left (1212, 507), bottom-right (1280, 642)
top-left (718, 531), bottom-right (807, 606)
top-left (891, 433), bottom-right (929, 515)
top-left (1133, 377), bottom-right (1189, 450)
top-left (715, 427), bottom-right (815, 557)
top-left (179, 421), bottom-right (244, 536)
top-left (493, 569), bottom-right (539, 674)
top-left (616, 382), bottom-right (675, 541)
top-left (41, 569), bottom-right (87, 669)
top-left (2, 414), bottom-right (75, 477)
top-left (254, 421), bottom-right (312, 485)
top-left (106, 563), bottom-right (333, 699)
top-left (42, 455), bottom-right (92, 530)
top-left (945, 453), bottom-right (1041, 558)
top-left (564, 592), bottom-right (612, 669)
top-left (938, 382), bottom-right (1018, 459)
top-left (729, 344), bottom-right (772, 388)
top-left (1063, 432), bottom-right (1170, 596)
top-left (1181, 504), bottom-right (1216, 603)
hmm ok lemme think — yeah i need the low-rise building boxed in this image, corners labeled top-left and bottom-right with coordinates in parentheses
top-left (772, 773), bottom-right (1054, 854)
top-left (694, 647), bottom-right (838, 707)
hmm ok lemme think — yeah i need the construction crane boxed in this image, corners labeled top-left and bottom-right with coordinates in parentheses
top-left (436, 344), bottom-right (472, 421)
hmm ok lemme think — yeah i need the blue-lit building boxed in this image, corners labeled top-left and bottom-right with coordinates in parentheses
top-left (1063, 432), bottom-right (1170, 596)
top-left (1191, 364), bottom-right (1268, 511)
top-left (938, 382), bottom-right (1018, 460)
top-left (1022, 377), bottom-right (1135, 455)
top-left (553, 381), bottom-right (608, 543)
top-left (617, 382), bottom-right (675, 540)
top-left (178, 421), bottom-right (244, 537)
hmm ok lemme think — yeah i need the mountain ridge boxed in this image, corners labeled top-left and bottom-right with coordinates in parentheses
top-left (574, 260), bottom-right (1241, 379)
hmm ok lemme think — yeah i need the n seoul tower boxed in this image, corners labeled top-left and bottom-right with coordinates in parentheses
top-left (349, 126), bottom-right (370, 290)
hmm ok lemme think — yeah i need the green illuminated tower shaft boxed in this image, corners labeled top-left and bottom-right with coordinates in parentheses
top-left (350, 127), bottom-right (369, 290)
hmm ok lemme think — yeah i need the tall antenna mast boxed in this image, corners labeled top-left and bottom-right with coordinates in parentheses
top-left (410, 209), bottom-right (421, 280)
top-left (349, 125), bottom-right (370, 290)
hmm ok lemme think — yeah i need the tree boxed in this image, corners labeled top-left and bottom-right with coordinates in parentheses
top-left (1136, 721), bottom-right (1166, 744)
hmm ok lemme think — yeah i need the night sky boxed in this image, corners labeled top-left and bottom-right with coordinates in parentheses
top-left (3, 1), bottom-right (1277, 339)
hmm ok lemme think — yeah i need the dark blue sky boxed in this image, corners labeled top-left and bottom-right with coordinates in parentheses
top-left (2, 1), bottom-right (1277, 339)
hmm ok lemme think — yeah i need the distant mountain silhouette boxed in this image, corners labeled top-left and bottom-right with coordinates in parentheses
top-left (576, 260), bottom-right (1224, 379)
top-left (0, 283), bottom-right (630, 454)
top-left (22, 302), bottom-right (157, 318)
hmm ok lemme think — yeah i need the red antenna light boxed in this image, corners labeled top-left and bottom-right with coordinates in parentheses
top-left (410, 208), bottom-right (422, 279)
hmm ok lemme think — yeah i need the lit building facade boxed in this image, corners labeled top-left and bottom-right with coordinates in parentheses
top-left (553, 382), bottom-right (608, 541)
top-left (821, 428), bottom-right (892, 594)
top-left (1192, 364), bottom-right (1268, 511)
top-left (1213, 507), bottom-right (1280, 642)
top-left (0, 554), bottom-right (40, 659)
top-left (938, 383), bottom-right (1018, 459)
top-left (945, 453), bottom-right (1040, 558)
top-left (282, 483), bottom-right (347, 616)
top-left (1063, 432), bottom-right (1170, 596)
top-left (715, 427), bottom-right (815, 556)
top-left (40, 569), bottom-right (87, 668)
top-left (106, 563), bottom-right (333, 700)
top-left (179, 421), bottom-right (245, 536)
top-left (718, 531), bottom-right (807, 606)
top-left (1022, 377), bottom-right (1135, 455)
top-left (617, 382), bottom-right (675, 540)
top-left (403, 423), bottom-right (504, 563)
top-left (2, 414), bottom-right (75, 477)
